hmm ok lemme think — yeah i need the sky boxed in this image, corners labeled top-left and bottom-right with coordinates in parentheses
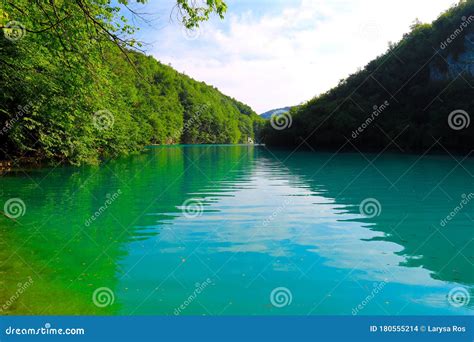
top-left (123, 0), bottom-right (458, 113)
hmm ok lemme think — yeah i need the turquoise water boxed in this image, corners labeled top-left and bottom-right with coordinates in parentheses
top-left (0, 145), bottom-right (472, 315)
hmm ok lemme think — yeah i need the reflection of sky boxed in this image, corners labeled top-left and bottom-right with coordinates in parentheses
top-left (155, 159), bottom-right (451, 290)
top-left (111, 149), bottom-right (474, 315)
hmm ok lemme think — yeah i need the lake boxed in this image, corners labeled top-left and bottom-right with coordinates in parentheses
top-left (0, 145), bottom-right (472, 315)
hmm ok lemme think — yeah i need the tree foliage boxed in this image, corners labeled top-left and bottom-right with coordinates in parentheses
top-left (0, 0), bottom-right (262, 165)
top-left (262, 0), bottom-right (474, 153)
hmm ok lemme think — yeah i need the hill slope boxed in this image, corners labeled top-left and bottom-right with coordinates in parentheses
top-left (0, 1), bottom-right (263, 165)
top-left (262, 0), bottom-right (474, 153)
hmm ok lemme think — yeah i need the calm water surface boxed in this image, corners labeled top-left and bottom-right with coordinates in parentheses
top-left (0, 145), bottom-right (472, 315)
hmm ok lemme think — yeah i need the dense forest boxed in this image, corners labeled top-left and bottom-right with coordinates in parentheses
top-left (263, 0), bottom-right (474, 153)
top-left (0, 0), bottom-right (263, 165)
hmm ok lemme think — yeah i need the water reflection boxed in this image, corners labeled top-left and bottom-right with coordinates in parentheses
top-left (0, 146), bottom-right (256, 314)
top-left (276, 150), bottom-right (474, 286)
top-left (0, 146), bottom-right (472, 315)
top-left (147, 149), bottom-right (472, 314)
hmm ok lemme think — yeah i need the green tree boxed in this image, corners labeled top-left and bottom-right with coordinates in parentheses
top-left (0, 0), bottom-right (263, 165)
top-left (263, 0), bottom-right (474, 154)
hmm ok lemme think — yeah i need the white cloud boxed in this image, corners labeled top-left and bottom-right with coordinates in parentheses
top-left (151, 0), bottom-right (457, 113)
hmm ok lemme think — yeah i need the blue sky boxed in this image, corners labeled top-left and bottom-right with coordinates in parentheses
top-left (121, 0), bottom-right (457, 113)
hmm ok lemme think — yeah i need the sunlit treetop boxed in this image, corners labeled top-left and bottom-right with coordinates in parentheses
top-left (118, 0), bottom-right (227, 28)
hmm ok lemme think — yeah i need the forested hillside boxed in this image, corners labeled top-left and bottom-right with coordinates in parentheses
top-left (0, 0), bottom-right (262, 165)
top-left (263, 0), bottom-right (474, 153)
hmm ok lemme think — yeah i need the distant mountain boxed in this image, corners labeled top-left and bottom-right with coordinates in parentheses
top-left (260, 107), bottom-right (292, 119)
top-left (262, 0), bottom-right (474, 153)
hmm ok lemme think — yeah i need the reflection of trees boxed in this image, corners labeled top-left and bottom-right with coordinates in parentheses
top-left (270, 149), bottom-right (474, 287)
top-left (0, 145), bottom-right (255, 314)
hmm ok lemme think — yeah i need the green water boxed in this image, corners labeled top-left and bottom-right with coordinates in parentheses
top-left (0, 145), bottom-right (472, 315)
